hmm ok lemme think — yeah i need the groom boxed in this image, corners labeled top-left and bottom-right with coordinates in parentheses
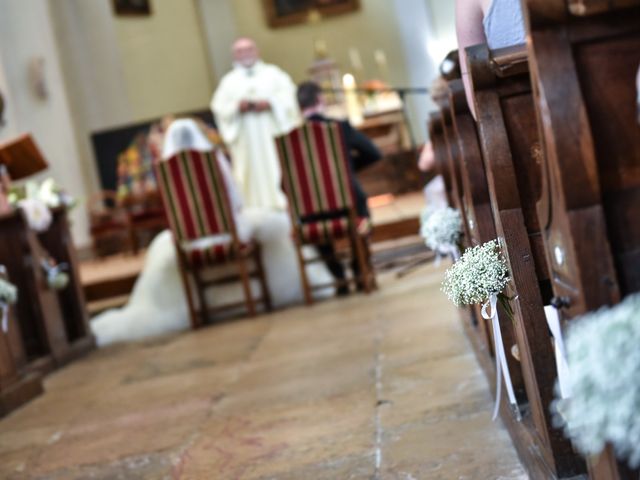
top-left (297, 81), bottom-right (382, 294)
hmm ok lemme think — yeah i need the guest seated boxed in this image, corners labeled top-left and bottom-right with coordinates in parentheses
top-left (456, 0), bottom-right (526, 117)
top-left (417, 141), bottom-right (448, 212)
top-left (297, 81), bottom-right (382, 294)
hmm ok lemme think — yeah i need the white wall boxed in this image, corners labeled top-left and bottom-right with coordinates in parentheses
top-left (0, 51), bottom-right (19, 142)
top-left (0, 0), bottom-right (90, 245)
top-left (114, 0), bottom-right (214, 121)
top-left (51, 0), bottom-right (133, 197)
top-left (425, 0), bottom-right (458, 66)
top-left (391, 0), bottom-right (439, 144)
top-left (196, 0), bottom-right (238, 83)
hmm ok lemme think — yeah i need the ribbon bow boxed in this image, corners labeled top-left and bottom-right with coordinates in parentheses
top-left (544, 305), bottom-right (571, 399)
top-left (481, 293), bottom-right (521, 421)
top-left (0, 265), bottom-right (9, 334)
top-left (41, 259), bottom-right (69, 281)
top-left (434, 244), bottom-right (460, 268)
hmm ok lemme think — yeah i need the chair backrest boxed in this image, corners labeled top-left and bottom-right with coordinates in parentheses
top-left (276, 121), bottom-right (355, 220)
top-left (155, 149), bottom-right (234, 242)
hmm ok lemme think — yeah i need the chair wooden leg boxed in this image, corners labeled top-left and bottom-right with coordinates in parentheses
top-left (352, 232), bottom-right (373, 293)
top-left (237, 256), bottom-right (257, 316)
top-left (192, 266), bottom-right (211, 326)
top-left (254, 246), bottom-right (272, 312)
top-left (294, 238), bottom-right (313, 306)
top-left (363, 238), bottom-right (377, 290)
top-left (175, 249), bottom-right (201, 330)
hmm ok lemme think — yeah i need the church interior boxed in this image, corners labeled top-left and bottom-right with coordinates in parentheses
top-left (0, 0), bottom-right (639, 478)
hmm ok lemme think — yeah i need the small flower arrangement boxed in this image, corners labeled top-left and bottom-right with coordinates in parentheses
top-left (37, 178), bottom-right (76, 209)
top-left (553, 294), bottom-right (640, 468)
top-left (10, 178), bottom-right (76, 210)
top-left (41, 260), bottom-right (70, 291)
top-left (442, 239), bottom-right (518, 420)
top-left (441, 239), bottom-right (510, 307)
top-left (420, 207), bottom-right (462, 254)
top-left (0, 277), bottom-right (17, 305)
top-left (17, 197), bottom-right (52, 233)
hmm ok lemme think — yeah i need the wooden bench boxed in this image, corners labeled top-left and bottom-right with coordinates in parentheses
top-left (467, 44), bottom-right (586, 478)
top-left (432, 90), bottom-right (474, 246)
top-left (427, 112), bottom-right (454, 207)
top-left (38, 208), bottom-right (94, 360)
top-left (0, 301), bottom-right (43, 417)
top-left (524, 0), bottom-right (640, 477)
top-left (444, 79), bottom-right (498, 362)
top-left (0, 209), bottom-right (94, 378)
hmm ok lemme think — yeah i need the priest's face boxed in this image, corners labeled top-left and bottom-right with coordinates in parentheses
top-left (233, 38), bottom-right (259, 69)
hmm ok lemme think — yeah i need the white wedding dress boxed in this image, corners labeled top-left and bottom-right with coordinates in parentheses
top-left (91, 120), bottom-right (334, 347)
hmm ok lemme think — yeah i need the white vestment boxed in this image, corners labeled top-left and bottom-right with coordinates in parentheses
top-left (211, 61), bottom-right (299, 210)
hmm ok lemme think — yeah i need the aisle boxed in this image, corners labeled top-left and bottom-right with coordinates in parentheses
top-left (0, 266), bottom-right (526, 479)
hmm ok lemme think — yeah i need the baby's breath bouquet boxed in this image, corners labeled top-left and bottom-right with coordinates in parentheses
top-left (41, 260), bottom-right (70, 291)
top-left (441, 239), bottom-right (510, 308)
top-left (442, 239), bottom-right (519, 420)
top-left (420, 207), bottom-right (462, 255)
top-left (553, 294), bottom-right (640, 468)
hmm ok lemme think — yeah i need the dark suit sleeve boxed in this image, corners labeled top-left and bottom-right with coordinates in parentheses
top-left (342, 121), bottom-right (382, 171)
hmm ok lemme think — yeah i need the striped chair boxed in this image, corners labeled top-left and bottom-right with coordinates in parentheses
top-left (276, 121), bottom-right (375, 304)
top-left (155, 149), bottom-right (271, 328)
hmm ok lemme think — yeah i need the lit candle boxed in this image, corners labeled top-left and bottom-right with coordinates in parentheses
top-left (349, 47), bottom-right (363, 73)
top-left (374, 49), bottom-right (388, 80)
top-left (374, 49), bottom-right (387, 69)
top-left (342, 73), bottom-right (363, 126)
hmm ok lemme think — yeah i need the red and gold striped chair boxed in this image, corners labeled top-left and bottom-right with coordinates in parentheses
top-left (155, 149), bottom-right (271, 328)
top-left (276, 121), bottom-right (376, 305)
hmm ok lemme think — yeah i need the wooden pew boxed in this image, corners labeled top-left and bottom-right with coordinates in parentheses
top-left (466, 44), bottom-right (586, 478)
top-left (432, 91), bottom-right (474, 246)
top-left (0, 297), bottom-right (43, 417)
top-left (427, 112), bottom-right (454, 207)
top-left (524, 1), bottom-right (640, 477)
top-left (444, 79), bottom-right (499, 363)
top-left (427, 100), bottom-right (481, 343)
top-left (0, 210), bottom-right (93, 375)
top-left (38, 207), bottom-right (94, 361)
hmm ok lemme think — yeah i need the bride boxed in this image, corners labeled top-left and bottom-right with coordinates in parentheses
top-left (91, 119), bottom-right (334, 347)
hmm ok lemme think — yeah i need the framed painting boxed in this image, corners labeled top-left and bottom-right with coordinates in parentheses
top-left (263, 0), bottom-right (360, 28)
top-left (112, 0), bottom-right (152, 16)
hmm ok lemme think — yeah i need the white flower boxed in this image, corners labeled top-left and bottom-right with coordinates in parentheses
top-left (441, 239), bottom-right (510, 307)
top-left (420, 207), bottom-right (462, 253)
top-left (554, 294), bottom-right (640, 468)
top-left (18, 198), bottom-right (52, 232)
top-left (0, 278), bottom-right (17, 305)
top-left (38, 178), bottom-right (62, 208)
top-left (38, 178), bottom-right (75, 209)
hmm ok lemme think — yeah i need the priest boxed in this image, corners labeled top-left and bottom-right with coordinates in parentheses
top-left (211, 38), bottom-right (299, 210)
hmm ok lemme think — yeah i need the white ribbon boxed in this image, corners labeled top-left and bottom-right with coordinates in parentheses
top-left (0, 301), bottom-right (7, 333)
top-left (434, 244), bottom-right (460, 267)
top-left (544, 305), bottom-right (571, 399)
top-left (0, 265), bottom-right (8, 334)
top-left (482, 293), bottom-right (521, 421)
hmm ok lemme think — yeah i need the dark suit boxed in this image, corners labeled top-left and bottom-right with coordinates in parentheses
top-left (304, 113), bottom-right (382, 291)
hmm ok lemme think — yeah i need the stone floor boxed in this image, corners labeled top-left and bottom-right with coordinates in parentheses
top-left (0, 265), bottom-right (527, 479)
